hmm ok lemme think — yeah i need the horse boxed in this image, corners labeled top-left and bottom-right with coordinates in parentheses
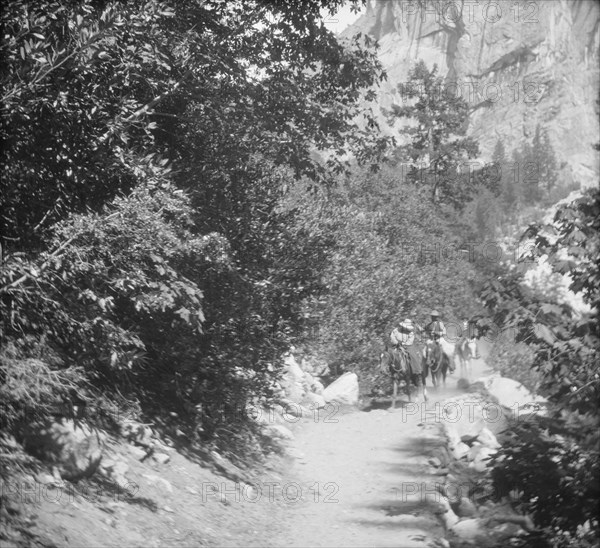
top-left (454, 338), bottom-right (478, 381)
top-left (423, 340), bottom-right (452, 390)
top-left (379, 344), bottom-right (427, 409)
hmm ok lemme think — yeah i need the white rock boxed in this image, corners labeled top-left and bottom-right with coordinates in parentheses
top-left (143, 473), bottom-right (173, 493)
top-left (445, 425), bottom-right (460, 448)
top-left (452, 442), bottom-right (470, 460)
top-left (467, 442), bottom-right (483, 462)
top-left (472, 374), bottom-right (547, 417)
top-left (451, 518), bottom-right (486, 541)
top-left (35, 472), bottom-right (59, 485)
top-left (303, 372), bottom-right (325, 395)
top-left (477, 427), bottom-right (500, 449)
top-left (240, 483), bottom-right (257, 500)
top-left (457, 497), bottom-right (478, 517)
top-left (280, 399), bottom-right (305, 418)
top-left (264, 424), bottom-right (295, 441)
top-left (322, 372), bottom-right (359, 405)
top-left (303, 370), bottom-right (315, 384)
top-left (281, 377), bottom-right (305, 403)
top-left (283, 353), bottom-right (304, 381)
top-left (152, 452), bottom-right (171, 465)
top-left (428, 457), bottom-right (442, 468)
top-left (312, 379), bottom-right (325, 394)
top-left (153, 440), bottom-right (173, 452)
top-left (303, 392), bottom-right (327, 409)
top-left (441, 396), bottom-right (488, 438)
top-left (436, 496), bottom-right (460, 528)
top-left (267, 404), bottom-right (286, 424)
top-left (129, 446), bottom-right (147, 460)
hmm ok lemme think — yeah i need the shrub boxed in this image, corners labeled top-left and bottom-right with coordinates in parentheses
top-left (486, 337), bottom-right (540, 393)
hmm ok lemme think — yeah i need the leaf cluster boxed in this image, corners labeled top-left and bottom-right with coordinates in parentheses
top-left (0, 0), bottom-right (388, 457)
top-left (480, 188), bottom-right (600, 540)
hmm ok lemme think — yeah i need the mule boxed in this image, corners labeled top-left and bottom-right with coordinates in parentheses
top-left (379, 345), bottom-right (427, 409)
top-left (455, 338), bottom-right (478, 381)
top-left (423, 340), bottom-right (451, 390)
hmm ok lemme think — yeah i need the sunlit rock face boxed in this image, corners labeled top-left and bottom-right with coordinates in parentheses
top-left (342, 0), bottom-right (599, 189)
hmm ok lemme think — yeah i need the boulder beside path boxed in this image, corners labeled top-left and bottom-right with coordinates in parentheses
top-left (322, 372), bottom-right (359, 406)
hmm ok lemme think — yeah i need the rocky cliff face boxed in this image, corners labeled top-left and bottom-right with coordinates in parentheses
top-left (342, 0), bottom-right (600, 188)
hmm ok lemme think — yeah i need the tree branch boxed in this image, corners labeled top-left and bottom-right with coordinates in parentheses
top-left (99, 70), bottom-right (194, 144)
top-left (0, 212), bottom-right (120, 295)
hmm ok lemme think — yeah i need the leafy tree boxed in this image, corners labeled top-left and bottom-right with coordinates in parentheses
top-left (1, 183), bottom-right (209, 428)
top-left (298, 165), bottom-right (483, 387)
top-left (1, 0), bottom-right (387, 250)
top-left (386, 61), bottom-right (479, 207)
top-left (0, 0), bottom-right (389, 457)
top-left (480, 188), bottom-right (600, 546)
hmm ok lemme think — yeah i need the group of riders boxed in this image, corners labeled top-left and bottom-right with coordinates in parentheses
top-left (389, 309), bottom-right (480, 374)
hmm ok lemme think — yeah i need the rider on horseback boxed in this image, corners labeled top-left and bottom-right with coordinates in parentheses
top-left (424, 310), bottom-right (454, 372)
top-left (390, 318), bottom-right (422, 374)
top-left (425, 310), bottom-right (446, 341)
top-left (461, 317), bottom-right (481, 359)
top-left (384, 318), bottom-right (427, 405)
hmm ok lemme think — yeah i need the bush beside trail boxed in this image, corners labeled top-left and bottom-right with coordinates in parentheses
top-left (0, 0), bottom-right (387, 464)
top-left (479, 188), bottom-right (600, 548)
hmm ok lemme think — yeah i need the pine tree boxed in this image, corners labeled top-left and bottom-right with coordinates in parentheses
top-left (529, 124), bottom-right (559, 203)
top-left (474, 196), bottom-right (488, 236)
top-left (502, 171), bottom-right (518, 214)
top-left (503, 148), bottom-right (523, 217)
top-left (489, 139), bottom-right (506, 197)
top-left (387, 61), bottom-right (479, 207)
top-left (539, 128), bottom-right (558, 196)
top-left (520, 139), bottom-right (539, 202)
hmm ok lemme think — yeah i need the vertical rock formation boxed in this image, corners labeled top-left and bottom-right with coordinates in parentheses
top-left (342, 0), bottom-right (599, 188)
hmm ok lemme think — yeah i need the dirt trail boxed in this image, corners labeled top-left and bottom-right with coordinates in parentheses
top-left (6, 348), bottom-right (492, 548)
top-left (272, 349), bottom-right (492, 548)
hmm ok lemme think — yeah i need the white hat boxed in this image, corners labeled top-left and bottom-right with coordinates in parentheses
top-left (399, 319), bottom-right (414, 332)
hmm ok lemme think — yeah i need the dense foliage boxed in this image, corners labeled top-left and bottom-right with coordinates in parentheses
top-left (0, 0), bottom-right (388, 457)
top-left (292, 165), bottom-right (484, 389)
top-left (486, 337), bottom-right (539, 392)
top-left (482, 188), bottom-right (600, 547)
top-left (2, 7), bottom-right (596, 544)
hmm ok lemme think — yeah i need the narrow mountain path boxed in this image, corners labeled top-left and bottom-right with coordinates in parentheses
top-left (8, 349), bottom-right (491, 548)
top-left (271, 350), bottom-right (491, 547)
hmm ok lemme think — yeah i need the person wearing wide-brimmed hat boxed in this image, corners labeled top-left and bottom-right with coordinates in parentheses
top-left (390, 318), bottom-right (423, 378)
top-left (390, 318), bottom-right (415, 347)
top-left (424, 310), bottom-right (446, 341)
top-left (424, 309), bottom-right (456, 371)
